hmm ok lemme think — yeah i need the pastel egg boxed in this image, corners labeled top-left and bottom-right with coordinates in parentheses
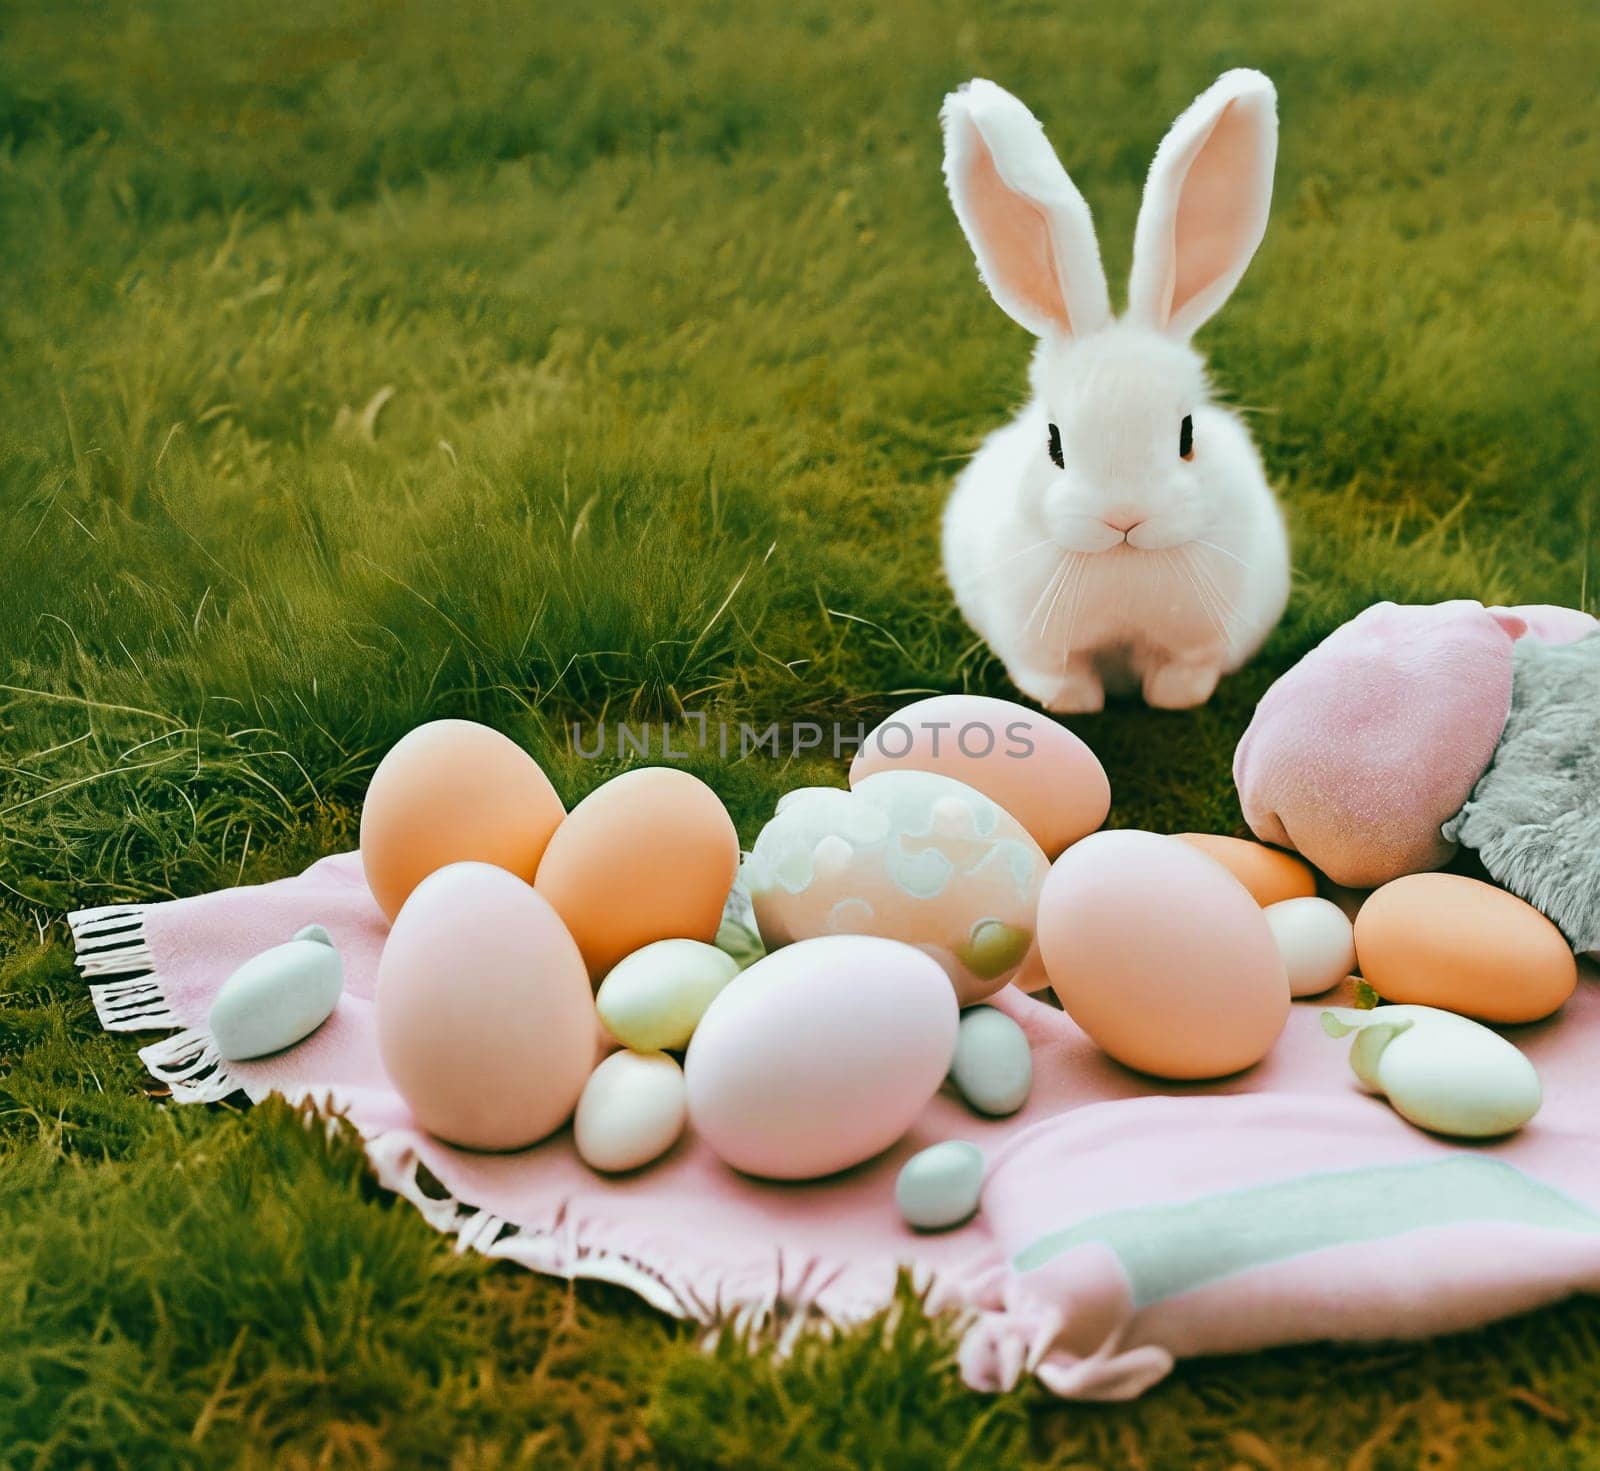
top-left (1354, 873), bottom-right (1576, 1023)
top-left (1039, 830), bottom-right (1289, 1079)
top-left (376, 862), bottom-right (594, 1151)
top-left (535, 767), bottom-right (740, 980)
top-left (209, 924), bottom-right (343, 1061)
top-left (361, 719), bottom-right (565, 922)
top-left (742, 770), bottom-right (1049, 1006)
top-left (574, 1050), bottom-right (687, 1173)
top-left (896, 1141), bottom-right (984, 1231)
top-left (595, 939), bottom-right (740, 1051)
top-left (1264, 897), bottom-right (1357, 998)
top-left (1174, 833), bottom-right (1316, 907)
top-left (685, 935), bottom-right (958, 1180)
top-left (1322, 1005), bottom-right (1541, 1137)
top-left (949, 1006), bottom-right (1033, 1116)
top-left (850, 694), bottom-right (1110, 857)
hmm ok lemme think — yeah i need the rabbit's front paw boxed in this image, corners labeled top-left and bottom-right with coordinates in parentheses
top-left (1010, 661), bottom-right (1105, 714)
top-left (1143, 659), bottom-right (1223, 710)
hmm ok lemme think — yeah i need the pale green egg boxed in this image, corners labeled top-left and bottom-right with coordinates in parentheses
top-left (596, 939), bottom-right (740, 1052)
top-left (896, 1140), bottom-right (984, 1231)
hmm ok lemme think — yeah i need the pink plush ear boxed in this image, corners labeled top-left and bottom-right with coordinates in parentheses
top-left (1487, 608), bottom-right (1529, 642)
top-left (1127, 70), bottom-right (1278, 339)
top-left (941, 80), bottom-right (1111, 340)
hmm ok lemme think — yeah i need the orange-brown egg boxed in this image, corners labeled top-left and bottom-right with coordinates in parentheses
top-left (360, 719), bottom-right (565, 922)
top-left (1175, 832), bottom-right (1316, 907)
top-left (535, 767), bottom-right (740, 980)
top-left (1354, 873), bottom-right (1577, 1023)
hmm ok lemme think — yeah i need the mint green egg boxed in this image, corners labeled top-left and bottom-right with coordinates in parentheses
top-left (209, 925), bottom-right (343, 1061)
top-left (896, 1140), bottom-right (984, 1231)
top-left (950, 1005), bottom-right (1033, 1116)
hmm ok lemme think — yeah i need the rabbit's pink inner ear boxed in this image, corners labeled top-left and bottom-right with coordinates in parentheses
top-left (959, 130), bottom-right (1075, 336)
top-left (1129, 72), bottom-right (1277, 339)
top-left (1167, 100), bottom-right (1261, 326)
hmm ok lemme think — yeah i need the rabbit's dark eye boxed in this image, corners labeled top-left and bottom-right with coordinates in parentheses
top-left (1047, 422), bottom-right (1064, 470)
top-left (1179, 414), bottom-right (1195, 461)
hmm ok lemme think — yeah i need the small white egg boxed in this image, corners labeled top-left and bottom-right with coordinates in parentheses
top-left (1322, 1005), bottom-right (1541, 1137)
top-left (1265, 896), bottom-right (1356, 998)
top-left (595, 939), bottom-right (740, 1052)
top-left (574, 1050), bottom-right (687, 1173)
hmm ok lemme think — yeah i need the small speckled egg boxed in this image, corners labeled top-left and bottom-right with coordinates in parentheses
top-left (1039, 830), bottom-right (1289, 1079)
top-left (1174, 833), bottom-right (1316, 907)
top-left (1322, 1004), bottom-right (1541, 1137)
top-left (1354, 873), bottom-right (1577, 1023)
top-left (574, 1050), bottom-right (687, 1173)
top-left (209, 924), bottom-right (343, 1061)
top-left (376, 862), bottom-right (595, 1151)
top-left (896, 1141), bottom-right (984, 1231)
top-left (361, 719), bottom-right (565, 922)
top-left (535, 767), bottom-right (740, 981)
top-left (685, 935), bottom-right (958, 1180)
top-left (595, 939), bottom-right (739, 1052)
top-left (850, 694), bottom-right (1110, 858)
top-left (1264, 897), bottom-right (1357, 998)
top-left (742, 770), bottom-right (1049, 1006)
top-left (949, 1006), bottom-right (1033, 1116)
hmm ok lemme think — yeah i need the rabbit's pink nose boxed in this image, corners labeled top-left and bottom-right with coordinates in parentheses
top-left (1103, 512), bottom-right (1146, 535)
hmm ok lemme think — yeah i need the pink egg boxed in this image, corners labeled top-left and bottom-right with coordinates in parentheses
top-left (684, 936), bottom-right (958, 1180)
top-left (376, 862), bottom-right (595, 1150)
top-left (1038, 830), bottom-right (1289, 1079)
top-left (850, 694), bottom-right (1110, 858)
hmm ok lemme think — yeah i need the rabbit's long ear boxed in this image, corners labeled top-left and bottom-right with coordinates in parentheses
top-left (1127, 70), bottom-right (1277, 339)
top-left (941, 80), bottom-right (1110, 340)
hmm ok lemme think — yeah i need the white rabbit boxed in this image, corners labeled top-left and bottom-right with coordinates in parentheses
top-left (940, 71), bottom-right (1291, 712)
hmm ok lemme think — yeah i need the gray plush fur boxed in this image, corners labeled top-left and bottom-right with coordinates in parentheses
top-left (1442, 630), bottom-right (1600, 955)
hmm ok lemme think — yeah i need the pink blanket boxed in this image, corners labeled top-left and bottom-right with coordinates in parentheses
top-left (73, 852), bottom-right (1600, 1400)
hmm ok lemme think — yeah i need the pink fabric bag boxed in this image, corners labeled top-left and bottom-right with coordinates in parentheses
top-left (1234, 601), bottom-right (1598, 888)
top-left (74, 853), bottom-right (1600, 1400)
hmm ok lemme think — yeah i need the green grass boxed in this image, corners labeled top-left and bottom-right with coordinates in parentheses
top-left (1, 0), bottom-right (1596, 1464)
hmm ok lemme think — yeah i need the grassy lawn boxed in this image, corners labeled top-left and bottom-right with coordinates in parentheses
top-left (2, 0), bottom-right (1596, 1464)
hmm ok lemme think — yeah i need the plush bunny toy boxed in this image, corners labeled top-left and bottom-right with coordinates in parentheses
top-left (940, 72), bottom-right (1290, 712)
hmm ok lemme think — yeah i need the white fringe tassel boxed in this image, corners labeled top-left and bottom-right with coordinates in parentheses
top-left (89, 977), bottom-right (180, 1031)
top-left (69, 904), bottom-right (181, 1032)
top-left (137, 1028), bottom-right (242, 1103)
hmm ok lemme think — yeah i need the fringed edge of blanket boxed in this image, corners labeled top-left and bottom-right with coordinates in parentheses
top-left (66, 902), bottom-right (880, 1348)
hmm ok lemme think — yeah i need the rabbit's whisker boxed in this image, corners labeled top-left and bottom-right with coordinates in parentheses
top-left (972, 538), bottom-right (1057, 580)
top-left (1191, 539), bottom-right (1253, 572)
top-left (1055, 557), bottom-right (1092, 672)
top-left (1024, 557), bottom-right (1070, 640)
top-left (1176, 549), bottom-right (1232, 647)
top-left (1190, 551), bottom-right (1244, 646)
top-left (1041, 558), bottom-right (1072, 638)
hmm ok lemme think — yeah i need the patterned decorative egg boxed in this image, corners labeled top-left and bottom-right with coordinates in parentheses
top-left (741, 770), bottom-right (1050, 1005)
top-left (849, 694), bottom-right (1110, 857)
